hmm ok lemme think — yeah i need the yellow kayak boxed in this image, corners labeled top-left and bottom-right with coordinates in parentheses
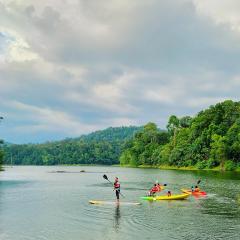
top-left (141, 193), bottom-right (190, 201)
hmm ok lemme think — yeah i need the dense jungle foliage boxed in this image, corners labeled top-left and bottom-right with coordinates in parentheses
top-left (120, 100), bottom-right (240, 170)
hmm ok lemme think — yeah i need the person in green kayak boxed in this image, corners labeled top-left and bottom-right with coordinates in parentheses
top-left (114, 177), bottom-right (121, 202)
top-left (148, 184), bottom-right (159, 196)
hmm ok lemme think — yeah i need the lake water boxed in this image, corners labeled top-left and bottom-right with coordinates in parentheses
top-left (0, 166), bottom-right (240, 240)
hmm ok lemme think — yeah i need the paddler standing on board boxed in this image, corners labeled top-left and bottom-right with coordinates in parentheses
top-left (114, 177), bottom-right (121, 202)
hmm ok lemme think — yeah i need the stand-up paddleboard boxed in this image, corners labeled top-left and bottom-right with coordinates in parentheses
top-left (141, 193), bottom-right (190, 201)
top-left (89, 200), bottom-right (141, 205)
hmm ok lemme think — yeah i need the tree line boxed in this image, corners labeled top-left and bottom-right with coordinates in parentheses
top-left (120, 100), bottom-right (240, 171)
top-left (3, 127), bottom-right (141, 165)
top-left (2, 100), bottom-right (240, 171)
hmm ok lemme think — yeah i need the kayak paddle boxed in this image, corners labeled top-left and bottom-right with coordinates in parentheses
top-left (103, 174), bottom-right (125, 198)
top-left (156, 180), bottom-right (167, 187)
top-left (103, 174), bottom-right (112, 183)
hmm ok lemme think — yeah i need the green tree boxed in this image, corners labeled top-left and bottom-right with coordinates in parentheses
top-left (179, 116), bottom-right (192, 128)
top-left (225, 118), bottom-right (240, 164)
top-left (121, 100), bottom-right (240, 170)
top-left (120, 122), bottom-right (168, 166)
top-left (167, 115), bottom-right (180, 147)
top-left (210, 134), bottom-right (226, 170)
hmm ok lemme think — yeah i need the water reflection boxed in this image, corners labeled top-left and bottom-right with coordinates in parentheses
top-left (113, 204), bottom-right (121, 231)
top-left (176, 169), bottom-right (240, 180)
top-left (2, 166), bottom-right (240, 240)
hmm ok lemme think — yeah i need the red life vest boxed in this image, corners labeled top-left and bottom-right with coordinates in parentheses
top-left (150, 186), bottom-right (159, 193)
top-left (114, 181), bottom-right (120, 189)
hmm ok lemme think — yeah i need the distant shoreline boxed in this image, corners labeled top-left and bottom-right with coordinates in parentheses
top-left (2, 164), bottom-right (239, 172)
top-left (118, 164), bottom-right (240, 172)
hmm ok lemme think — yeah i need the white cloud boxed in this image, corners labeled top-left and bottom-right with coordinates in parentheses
top-left (185, 96), bottom-right (239, 108)
top-left (1, 0), bottom-right (240, 143)
top-left (0, 0), bottom-right (145, 62)
top-left (106, 117), bottom-right (138, 127)
top-left (4, 32), bottom-right (39, 62)
top-left (64, 70), bottom-right (141, 114)
top-left (6, 100), bottom-right (100, 135)
top-left (144, 90), bottom-right (179, 104)
top-left (193, 0), bottom-right (240, 32)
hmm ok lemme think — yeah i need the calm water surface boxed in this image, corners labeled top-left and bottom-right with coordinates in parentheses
top-left (0, 166), bottom-right (240, 240)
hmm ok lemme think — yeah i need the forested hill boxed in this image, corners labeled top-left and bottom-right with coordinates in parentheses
top-left (120, 100), bottom-right (240, 171)
top-left (3, 126), bottom-right (141, 165)
top-left (3, 100), bottom-right (240, 170)
top-left (78, 127), bottom-right (141, 142)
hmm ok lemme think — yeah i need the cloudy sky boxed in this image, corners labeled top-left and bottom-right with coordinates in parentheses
top-left (0, 0), bottom-right (240, 143)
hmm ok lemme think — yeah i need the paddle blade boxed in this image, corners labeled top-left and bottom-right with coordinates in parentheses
top-left (197, 179), bottom-right (201, 185)
top-left (163, 184), bottom-right (167, 186)
top-left (103, 174), bottom-right (108, 180)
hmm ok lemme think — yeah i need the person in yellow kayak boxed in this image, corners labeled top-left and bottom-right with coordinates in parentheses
top-left (113, 177), bottom-right (121, 202)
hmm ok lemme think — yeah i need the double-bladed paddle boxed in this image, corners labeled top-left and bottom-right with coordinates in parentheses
top-left (155, 180), bottom-right (167, 187)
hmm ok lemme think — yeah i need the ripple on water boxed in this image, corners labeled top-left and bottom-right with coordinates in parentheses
top-left (199, 194), bottom-right (240, 219)
top-left (1, 166), bottom-right (240, 240)
top-left (82, 202), bottom-right (148, 238)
